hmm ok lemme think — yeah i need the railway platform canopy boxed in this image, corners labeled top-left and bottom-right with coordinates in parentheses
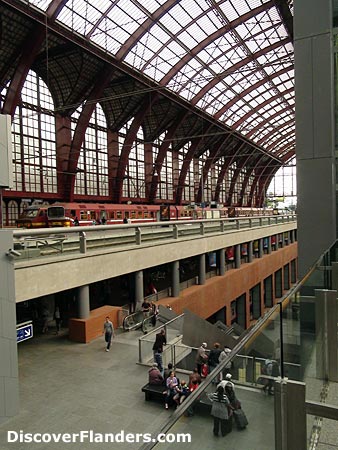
top-left (0, 0), bottom-right (294, 210)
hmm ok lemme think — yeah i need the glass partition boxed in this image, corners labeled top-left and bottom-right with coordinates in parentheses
top-left (138, 240), bottom-right (338, 450)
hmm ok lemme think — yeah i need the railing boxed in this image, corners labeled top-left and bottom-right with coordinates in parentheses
top-left (138, 240), bottom-right (338, 450)
top-left (138, 314), bottom-right (185, 365)
top-left (10, 214), bottom-right (296, 261)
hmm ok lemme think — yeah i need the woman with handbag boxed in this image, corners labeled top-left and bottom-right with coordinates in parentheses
top-left (208, 385), bottom-right (233, 437)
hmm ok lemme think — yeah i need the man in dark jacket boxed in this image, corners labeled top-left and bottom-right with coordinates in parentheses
top-left (152, 329), bottom-right (166, 373)
top-left (208, 342), bottom-right (222, 381)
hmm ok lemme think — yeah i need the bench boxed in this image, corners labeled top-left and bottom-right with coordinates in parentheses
top-left (141, 383), bottom-right (212, 413)
top-left (141, 383), bottom-right (166, 402)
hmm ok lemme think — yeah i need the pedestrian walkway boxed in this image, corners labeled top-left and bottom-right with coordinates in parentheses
top-left (0, 328), bottom-right (275, 450)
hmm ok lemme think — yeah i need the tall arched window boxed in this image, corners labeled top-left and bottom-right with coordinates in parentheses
top-left (73, 104), bottom-right (109, 196)
top-left (11, 71), bottom-right (57, 193)
top-left (119, 120), bottom-right (145, 199)
top-left (153, 133), bottom-right (173, 201)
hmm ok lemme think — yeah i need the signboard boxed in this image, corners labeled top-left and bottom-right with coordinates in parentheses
top-left (16, 322), bottom-right (33, 343)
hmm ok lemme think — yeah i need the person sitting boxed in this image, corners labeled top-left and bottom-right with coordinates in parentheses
top-left (165, 371), bottom-right (178, 409)
top-left (173, 380), bottom-right (190, 406)
top-left (163, 362), bottom-right (173, 383)
top-left (148, 363), bottom-right (164, 385)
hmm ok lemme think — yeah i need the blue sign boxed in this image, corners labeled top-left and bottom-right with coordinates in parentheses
top-left (16, 322), bottom-right (33, 343)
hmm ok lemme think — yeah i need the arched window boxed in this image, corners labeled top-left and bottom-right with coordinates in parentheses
top-left (267, 159), bottom-right (297, 209)
top-left (7, 200), bottom-right (19, 226)
top-left (73, 104), bottom-right (109, 196)
top-left (178, 142), bottom-right (194, 203)
top-left (119, 120), bottom-right (146, 199)
top-left (11, 71), bottom-right (57, 193)
top-left (153, 133), bottom-right (173, 201)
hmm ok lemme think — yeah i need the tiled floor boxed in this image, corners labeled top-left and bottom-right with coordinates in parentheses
top-left (0, 328), bottom-right (275, 450)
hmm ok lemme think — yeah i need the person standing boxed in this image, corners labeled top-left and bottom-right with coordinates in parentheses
top-left (208, 342), bottom-right (222, 382)
top-left (152, 329), bottom-right (166, 373)
top-left (219, 345), bottom-right (232, 380)
top-left (54, 306), bottom-right (61, 335)
top-left (103, 316), bottom-right (115, 352)
top-left (195, 342), bottom-right (208, 375)
top-left (208, 385), bottom-right (233, 437)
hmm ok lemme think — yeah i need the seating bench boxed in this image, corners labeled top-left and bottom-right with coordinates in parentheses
top-left (141, 383), bottom-right (166, 402)
top-left (141, 383), bottom-right (212, 412)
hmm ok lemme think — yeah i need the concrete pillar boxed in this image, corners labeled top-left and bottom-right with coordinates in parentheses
top-left (235, 244), bottom-right (241, 269)
top-left (248, 240), bottom-right (253, 263)
top-left (258, 238), bottom-right (264, 258)
top-left (267, 236), bottom-right (272, 254)
top-left (0, 230), bottom-right (19, 421)
top-left (295, 0), bottom-right (335, 278)
top-left (135, 270), bottom-right (144, 311)
top-left (219, 249), bottom-right (225, 276)
top-left (199, 253), bottom-right (206, 285)
top-left (274, 379), bottom-right (307, 450)
top-left (77, 285), bottom-right (90, 319)
top-left (171, 260), bottom-right (180, 297)
top-left (275, 234), bottom-right (279, 250)
top-left (315, 289), bottom-right (338, 381)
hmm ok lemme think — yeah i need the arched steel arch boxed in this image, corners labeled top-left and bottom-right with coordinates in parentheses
top-left (114, 0), bottom-right (178, 61)
top-left (1, 0), bottom-right (68, 117)
top-left (148, 110), bottom-right (189, 202)
top-left (175, 125), bottom-right (214, 205)
top-left (190, 38), bottom-right (291, 107)
top-left (213, 141), bottom-right (246, 204)
top-left (247, 109), bottom-right (293, 142)
top-left (214, 65), bottom-right (293, 121)
top-left (230, 87), bottom-right (294, 131)
top-left (195, 139), bottom-right (229, 203)
top-left (113, 92), bottom-right (159, 203)
top-left (159, 1), bottom-right (275, 86)
top-left (63, 64), bottom-right (115, 202)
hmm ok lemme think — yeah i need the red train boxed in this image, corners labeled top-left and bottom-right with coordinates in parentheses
top-left (16, 202), bottom-right (274, 229)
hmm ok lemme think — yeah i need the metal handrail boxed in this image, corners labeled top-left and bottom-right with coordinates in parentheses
top-left (122, 311), bottom-right (145, 331)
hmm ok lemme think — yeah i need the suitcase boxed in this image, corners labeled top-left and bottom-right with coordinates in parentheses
top-left (233, 408), bottom-right (248, 430)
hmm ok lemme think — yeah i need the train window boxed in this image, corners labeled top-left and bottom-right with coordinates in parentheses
top-left (144, 211), bottom-right (149, 218)
top-left (116, 211), bottom-right (122, 219)
top-left (131, 211), bottom-right (136, 219)
top-left (137, 211), bottom-right (143, 219)
top-left (90, 211), bottom-right (95, 219)
top-left (80, 211), bottom-right (87, 220)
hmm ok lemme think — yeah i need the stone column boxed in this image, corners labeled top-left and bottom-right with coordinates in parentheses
top-left (171, 260), bottom-right (180, 297)
top-left (0, 230), bottom-right (19, 421)
top-left (219, 249), bottom-right (225, 276)
top-left (77, 285), bottom-right (90, 319)
top-left (199, 254), bottom-right (206, 285)
top-left (235, 244), bottom-right (241, 269)
top-left (248, 241), bottom-right (253, 263)
top-left (135, 270), bottom-right (144, 311)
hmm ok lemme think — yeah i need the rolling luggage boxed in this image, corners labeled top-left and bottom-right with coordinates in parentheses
top-left (233, 408), bottom-right (248, 430)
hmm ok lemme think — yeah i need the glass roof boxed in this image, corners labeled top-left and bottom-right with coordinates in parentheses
top-left (25, 0), bottom-right (294, 158)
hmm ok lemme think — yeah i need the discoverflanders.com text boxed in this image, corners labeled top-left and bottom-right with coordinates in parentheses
top-left (8, 430), bottom-right (191, 444)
